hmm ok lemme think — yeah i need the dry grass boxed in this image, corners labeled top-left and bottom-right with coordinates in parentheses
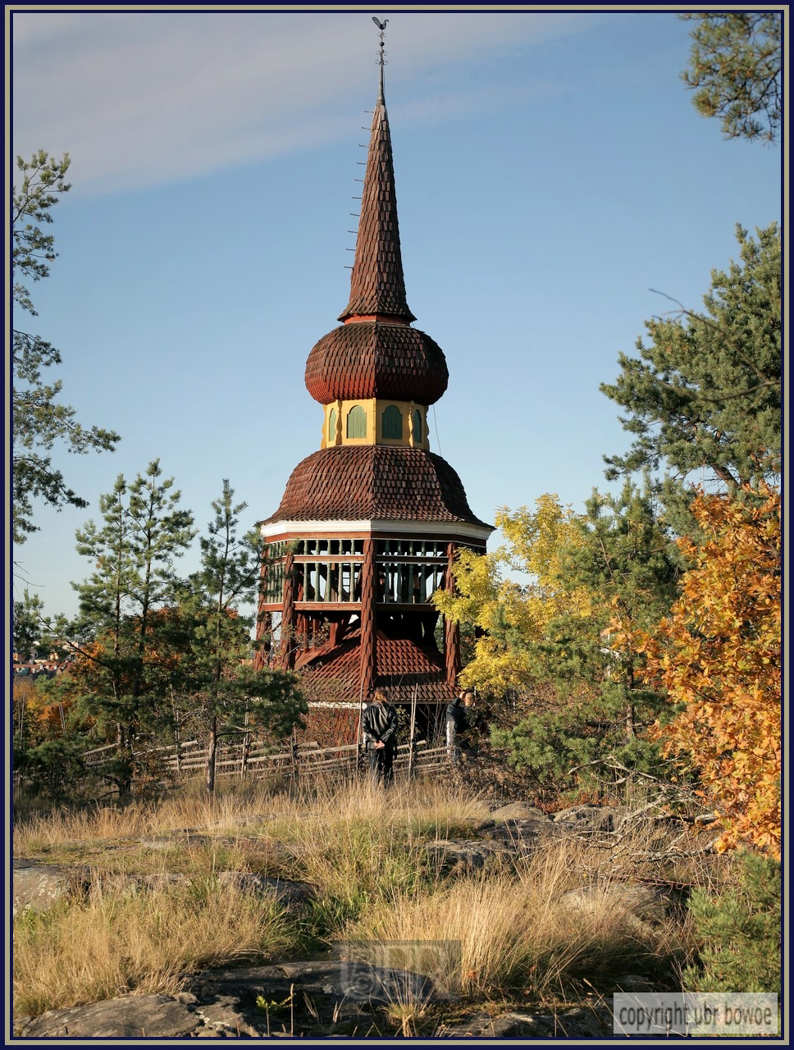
top-left (13, 875), bottom-right (293, 1018)
top-left (12, 783), bottom-right (280, 855)
top-left (267, 778), bottom-right (487, 887)
top-left (13, 776), bottom-right (715, 1024)
top-left (13, 777), bottom-right (488, 858)
top-left (344, 836), bottom-right (692, 1002)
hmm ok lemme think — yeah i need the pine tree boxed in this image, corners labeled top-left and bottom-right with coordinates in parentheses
top-left (680, 13), bottom-right (782, 144)
top-left (684, 851), bottom-right (781, 994)
top-left (174, 481), bottom-right (306, 795)
top-left (56, 461), bottom-right (195, 793)
top-left (12, 151), bottom-right (120, 543)
top-left (601, 223), bottom-right (780, 535)
top-left (12, 589), bottom-right (47, 662)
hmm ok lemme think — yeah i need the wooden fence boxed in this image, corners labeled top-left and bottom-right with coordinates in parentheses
top-left (80, 735), bottom-right (451, 790)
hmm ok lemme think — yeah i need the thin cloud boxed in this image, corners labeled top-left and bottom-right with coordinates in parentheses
top-left (11, 10), bottom-right (593, 194)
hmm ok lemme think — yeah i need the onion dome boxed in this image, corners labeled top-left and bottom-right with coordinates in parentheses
top-left (263, 446), bottom-right (490, 528)
top-left (305, 320), bottom-right (448, 404)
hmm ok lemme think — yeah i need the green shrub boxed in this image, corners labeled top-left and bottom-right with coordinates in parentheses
top-left (683, 850), bottom-right (780, 994)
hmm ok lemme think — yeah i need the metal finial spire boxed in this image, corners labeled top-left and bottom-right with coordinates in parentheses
top-left (372, 16), bottom-right (388, 101)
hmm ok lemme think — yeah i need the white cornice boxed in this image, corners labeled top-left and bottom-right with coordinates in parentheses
top-left (259, 519), bottom-right (494, 543)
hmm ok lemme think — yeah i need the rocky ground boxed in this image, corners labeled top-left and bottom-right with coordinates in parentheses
top-left (13, 788), bottom-right (695, 1040)
top-left (13, 960), bottom-right (622, 1039)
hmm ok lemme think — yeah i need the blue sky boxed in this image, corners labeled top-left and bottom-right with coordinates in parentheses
top-left (9, 6), bottom-right (782, 623)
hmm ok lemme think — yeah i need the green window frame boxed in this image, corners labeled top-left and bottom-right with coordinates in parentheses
top-left (382, 405), bottom-right (403, 440)
top-left (346, 405), bottom-right (367, 439)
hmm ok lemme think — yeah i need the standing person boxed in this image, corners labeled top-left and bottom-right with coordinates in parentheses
top-left (446, 686), bottom-right (474, 766)
top-left (362, 688), bottom-right (398, 786)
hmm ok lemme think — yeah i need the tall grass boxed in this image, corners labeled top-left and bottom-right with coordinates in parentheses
top-left (13, 876), bottom-right (293, 1018)
top-left (14, 776), bottom-right (709, 1023)
top-left (344, 838), bottom-right (689, 1001)
top-left (13, 777), bottom-right (490, 857)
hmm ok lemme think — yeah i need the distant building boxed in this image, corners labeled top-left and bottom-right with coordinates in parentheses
top-left (257, 43), bottom-right (492, 739)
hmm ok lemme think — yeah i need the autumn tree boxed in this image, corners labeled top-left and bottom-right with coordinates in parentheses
top-left (173, 481), bottom-right (306, 795)
top-left (601, 223), bottom-right (780, 535)
top-left (434, 494), bottom-right (588, 697)
top-left (436, 484), bottom-right (679, 796)
top-left (12, 151), bottom-right (120, 544)
top-left (642, 485), bottom-right (781, 858)
top-left (680, 12), bottom-right (782, 144)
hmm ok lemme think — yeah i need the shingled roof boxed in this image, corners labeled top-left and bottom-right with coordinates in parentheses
top-left (263, 446), bottom-right (490, 527)
top-left (338, 72), bottom-right (415, 323)
top-left (305, 320), bottom-right (448, 405)
top-left (296, 628), bottom-right (456, 703)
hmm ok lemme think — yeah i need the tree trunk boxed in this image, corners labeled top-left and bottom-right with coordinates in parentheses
top-left (115, 724), bottom-right (134, 798)
top-left (625, 666), bottom-right (636, 740)
top-left (206, 714), bottom-right (217, 796)
top-left (625, 703), bottom-right (636, 740)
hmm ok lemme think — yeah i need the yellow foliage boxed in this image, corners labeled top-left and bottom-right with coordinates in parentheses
top-left (494, 496), bottom-right (591, 620)
top-left (433, 494), bottom-right (590, 693)
top-left (643, 486), bottom-right (781, 858)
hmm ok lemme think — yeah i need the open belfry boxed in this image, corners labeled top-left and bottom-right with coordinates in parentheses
top-left (258, 25), bottom-right (493, 737)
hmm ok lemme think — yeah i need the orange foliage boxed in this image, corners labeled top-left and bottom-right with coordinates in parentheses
top-left (14, 676), bottom-right (70, 734)
top-left (643, 486), bottom-right (781, 858)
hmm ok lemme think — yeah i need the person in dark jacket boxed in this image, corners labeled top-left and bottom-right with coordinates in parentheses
top-left (446, 686), bottom-right (475, 766)
top-left (362, 688), bottom-right (398, 785)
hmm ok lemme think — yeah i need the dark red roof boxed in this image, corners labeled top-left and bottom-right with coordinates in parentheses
top-left (305, 320), bottom-right (448, 405)
top-left (338, 84), bottom-right (414, 322)
top-left (296, 628), bottom-right (456, 703)
top-left (263, 446), bottom-right (491, 528)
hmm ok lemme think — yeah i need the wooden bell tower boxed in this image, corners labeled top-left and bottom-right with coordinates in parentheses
top-left (258, 30), bottom-right (492, 732)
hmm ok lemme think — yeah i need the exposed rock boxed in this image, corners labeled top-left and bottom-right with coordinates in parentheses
top-left (14, 995), bottom-right (201, 1038)
top-left (489, 801), bottom-right (549, 821)
top-left (14, 974), bottom-right (619, 1041)
top-left (439, 1005), bottom-right (615, 1039)
top-left (215, 871), bottom-right (316, 907)
top-left (424, 837), bottom-right (515, 872)
top-left (439, 1011), bottom-right (542, 1038)
top-left (192, 994), bottom-right (264, 1037)
top-left (11, 795), bottom-right (695, 1039)
top-left (615, 973), bottom-right (658, 992)
top-left (90, 872), bottom-right (188, 898)
top-left (559, 881), bottom-right (675, 925)
top-left (486, 816), bottom-right (562, 848)
top-left (138, 832), bottom-right (213, 849)
top-left (189, 960), bottom-right (451, 1008)
top-left (12, 859), bottom-right (90, 918)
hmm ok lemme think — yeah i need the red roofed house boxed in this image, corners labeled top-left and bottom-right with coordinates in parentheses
top-left (258, 45), bottom-right (493, 741)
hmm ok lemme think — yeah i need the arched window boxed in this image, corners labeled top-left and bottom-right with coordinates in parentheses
top-left (412, 409), bottom-right (423, 443)
top-left (328, 407), bottom-right (337, 444)
top-left (346, 404), bottom-right (367, 439)
top-left (382, 405), bottom-right (402, 440)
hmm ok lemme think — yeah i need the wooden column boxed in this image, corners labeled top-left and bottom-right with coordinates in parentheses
top-left (358, 538), bottom-right (376, 700)
top-left (444, 541), bottom-right (461, 688)
top-left (254, 546), bottom-right (272, 670)
top-left (279, 549), bottom-right (296, 670)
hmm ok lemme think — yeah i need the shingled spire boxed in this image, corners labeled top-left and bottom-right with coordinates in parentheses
top-left (338, 55), bottom-right (415, 322)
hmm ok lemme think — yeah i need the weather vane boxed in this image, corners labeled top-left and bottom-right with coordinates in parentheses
top-left (372, 16), bottom-right (388, 69)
